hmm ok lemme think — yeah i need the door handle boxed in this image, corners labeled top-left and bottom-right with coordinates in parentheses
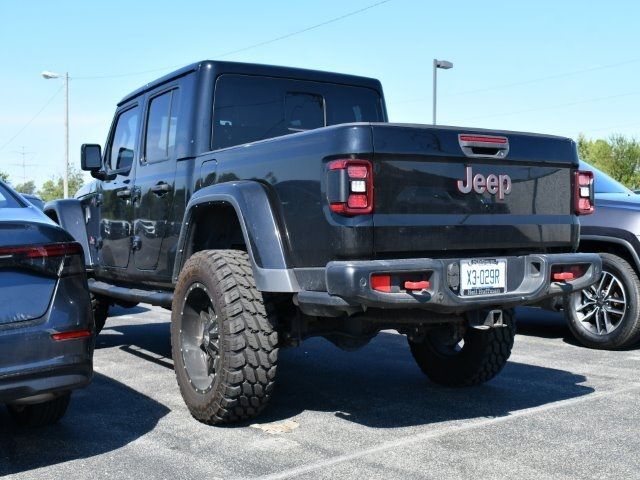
top-left (150, 182), bottom-right (173, 195)
top-left (116, 188), bottom-right (132, 199)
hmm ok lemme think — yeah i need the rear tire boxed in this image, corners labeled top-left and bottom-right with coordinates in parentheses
top-left (7, 393), bottom-right (71, 427)
top-left (171, 249), bottom-right (278, 424)
top-left (565, 252), bottom-right (640, 350)
top-left (91, 293), bottom-right (110, 334)
top-left (409, 309), bottom-right (515, 386)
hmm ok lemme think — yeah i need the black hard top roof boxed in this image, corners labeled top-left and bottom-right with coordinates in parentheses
top-left (118, 60), bottom-right (382, 106)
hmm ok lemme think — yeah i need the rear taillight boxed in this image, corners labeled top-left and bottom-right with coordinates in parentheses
top-left (574, 170), bottom-right (594, 215)
top-left (327, 159), bottom-right (374, 216)
top-left (0, 242), bottom-right (84, 277)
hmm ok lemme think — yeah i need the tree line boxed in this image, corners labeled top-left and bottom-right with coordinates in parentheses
top-left (578, 134), bottom-right (640, 189)
top-left (0, 165), bottom-right (85, 202)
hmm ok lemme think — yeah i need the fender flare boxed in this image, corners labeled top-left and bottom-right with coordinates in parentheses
top-left (173, 181), bottom-right (300, 292)
top-left (580, 233), bottom-right (640, 272)
top-left (43, 199), bottom-right (92, 267)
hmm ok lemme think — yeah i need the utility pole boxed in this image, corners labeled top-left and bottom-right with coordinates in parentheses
top-left (10, 146), bottom-right (36, 184)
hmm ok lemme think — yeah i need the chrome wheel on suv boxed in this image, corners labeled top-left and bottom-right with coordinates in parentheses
top-left (573, 271), bottom-right (626, 335)
top-left (565, 252), bottom-right (640, 350)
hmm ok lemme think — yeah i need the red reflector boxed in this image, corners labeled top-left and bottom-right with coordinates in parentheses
top-left (52, 329), bottom-right (92, 341)
top-left (330, 202), bottom-right (346, 214)
top-left (347, 194), bottom-right (368, 208)
top-left (347, 165), bottom-right (368, 179)
top-left (459, 135), bottom-right (508, 144)
top-left (552, 272), bottom-right (575, 281)
top-left (371, 274), bottom-right (392, 292)
top-left (404, 280), bottom-right (430, 290)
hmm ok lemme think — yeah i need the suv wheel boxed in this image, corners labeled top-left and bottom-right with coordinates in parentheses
top-left (171, 250), bottom-right (278, 424)
top-left (91, 293), bottom-right (110, 334)
top-left (7, 393), bottom-right (71, 427)
top-left (565, 252), bottom-right (640, 349)
top-left (408, 309), bottom-right (515, 386)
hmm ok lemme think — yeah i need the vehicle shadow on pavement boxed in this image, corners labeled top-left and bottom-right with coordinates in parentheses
top-left (97, 319), bottom-right (593, 430)
top-left (108, 304), bottom-right (151, 318)
top-left (515, 307), bottom-right (584, 347)
top-left (0, 372), bottom-right (170, 476)
top-left (259, 332), bottom-right (594, 428)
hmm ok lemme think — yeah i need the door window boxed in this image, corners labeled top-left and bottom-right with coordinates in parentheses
top-left (144, 89), bottom-right (180, 163)
top-left (109, 106), bottom-right (140, 172)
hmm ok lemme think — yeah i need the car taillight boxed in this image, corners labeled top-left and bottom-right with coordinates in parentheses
top-left (327, 159), bottom-right (374, 216)
top-left (0, 242), bottom-right (84, 277)
top-left (574, 170), bottom-right (594, 215)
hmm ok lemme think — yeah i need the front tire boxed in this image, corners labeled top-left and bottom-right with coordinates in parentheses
top-left (565, 252), bottom-right (640, 350)
top-left (409, 309), bottom-right (515, 386)
top-left (7, 393), bottom-right (71, 427)
top-left (171, 250), bottom-right (278, 425)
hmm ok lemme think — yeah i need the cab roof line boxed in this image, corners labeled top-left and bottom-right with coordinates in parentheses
top-left (117, 60), bottom-right (383, 107)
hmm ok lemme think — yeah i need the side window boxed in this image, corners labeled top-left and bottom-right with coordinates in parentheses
top-left (144, 89), bottom-right (180, 163)
top-left (109, 106), bottom-right (140, 172)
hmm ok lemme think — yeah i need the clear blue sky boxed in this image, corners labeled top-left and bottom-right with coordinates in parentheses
top-left (1, 0), bottom-right (639, 187)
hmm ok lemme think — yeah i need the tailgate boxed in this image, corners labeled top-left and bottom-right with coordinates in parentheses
top-left (371, 124), bottom-right (579, 257)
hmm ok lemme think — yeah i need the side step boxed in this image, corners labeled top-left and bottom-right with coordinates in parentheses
top-left (88, 279), bottom-right (173, 308)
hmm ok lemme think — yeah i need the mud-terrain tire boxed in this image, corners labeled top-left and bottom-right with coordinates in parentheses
top-left (409, 309), bottom-right (515, 386)
top-left (91, 293), bottom-right (110, 334)
top-left (7, 393), bottom-right (71, 427)
top-left (171, 249), bottom-right (278, 424)
top-left (565, 252), bottom-right (640, 350)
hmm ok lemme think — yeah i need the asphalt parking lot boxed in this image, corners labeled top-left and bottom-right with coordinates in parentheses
top-left (2, 306), bottom-right (640, 479)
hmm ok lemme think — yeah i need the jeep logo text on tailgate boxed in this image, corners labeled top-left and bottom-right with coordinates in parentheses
top-left (456, 166), bottom-right (512, 200)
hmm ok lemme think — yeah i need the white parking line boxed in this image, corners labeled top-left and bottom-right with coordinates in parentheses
top-left (251, 384), bottom-right (640, 480)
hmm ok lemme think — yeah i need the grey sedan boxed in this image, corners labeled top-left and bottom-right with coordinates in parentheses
top-left (0, 182), bottom-right (94, 426)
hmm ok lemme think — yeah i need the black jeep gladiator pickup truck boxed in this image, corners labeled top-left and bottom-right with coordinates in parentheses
top-left (47, 60), bottom-right (601, 424)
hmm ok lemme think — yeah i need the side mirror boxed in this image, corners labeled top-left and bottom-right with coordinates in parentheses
top-left (81, 144), bottom-right (102, 171)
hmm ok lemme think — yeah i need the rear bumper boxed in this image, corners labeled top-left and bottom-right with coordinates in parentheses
top-left (0, 364), bottom-right (92, 404)
top-left (295, 253), bottom-right (602, 316)
top-left (0, 273), bottom-right (94, 404)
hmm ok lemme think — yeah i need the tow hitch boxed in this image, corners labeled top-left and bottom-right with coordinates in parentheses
top-left (468, 309), bottom-right (506, 330)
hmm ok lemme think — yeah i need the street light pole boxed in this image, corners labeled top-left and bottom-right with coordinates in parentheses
top-left (41, 70), bottom-right (69, 199)
top-left (432, 59), bottom-right (454, 125)
top-left (432, 59), bottom-right (438, 125)
top-left (63, 72), bottom-right (69, 199)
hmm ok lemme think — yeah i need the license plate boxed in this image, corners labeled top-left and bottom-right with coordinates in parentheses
top-left (459, 258), bottom-right (507, 296)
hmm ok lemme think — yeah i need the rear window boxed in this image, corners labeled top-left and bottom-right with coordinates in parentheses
top-left (212, 74), bottom-right (383, 150)
top-left (0, 184), bottom-right (23, 208)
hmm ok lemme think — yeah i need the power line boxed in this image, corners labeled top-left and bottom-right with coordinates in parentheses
top-left (74, 0), bottom-right (393, 80)
top-left (452, 90), bottom-right (640, 123)
top-left (396, 56), bottom-right (640, 104)
top-left (0, 85), bottom-right (63, 153)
